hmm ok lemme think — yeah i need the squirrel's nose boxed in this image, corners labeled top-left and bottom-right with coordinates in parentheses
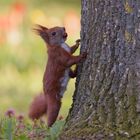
top-left (63, 32), bottom-right (68, 38)
top-left (62, 27), bottom-right (65, 31)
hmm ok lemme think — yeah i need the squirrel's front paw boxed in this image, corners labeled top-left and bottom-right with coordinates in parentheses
top-left (76, 39), bottom-right (81, 46)
top-left (81, 52), bottom-right (87, 59)
top-left (76, 39), bottom-right (81, 43)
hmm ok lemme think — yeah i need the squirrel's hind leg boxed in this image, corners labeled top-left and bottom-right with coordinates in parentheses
top-left (46, 93), bottom-right (61, 127)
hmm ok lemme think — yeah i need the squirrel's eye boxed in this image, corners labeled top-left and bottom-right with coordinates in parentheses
top-left (52, 32), bottom-right (56, 36)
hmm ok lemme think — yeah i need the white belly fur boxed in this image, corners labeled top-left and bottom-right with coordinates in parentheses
top-left (61, 43), bottom-right (71, 53)
top-left (59, 43), bottom-right (71, 97)
top-left (59, 69), bottom-right (70, 97)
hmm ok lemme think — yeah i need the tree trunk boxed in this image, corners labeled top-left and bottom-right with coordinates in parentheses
top-left (60, 0), bottom-right (140, 139)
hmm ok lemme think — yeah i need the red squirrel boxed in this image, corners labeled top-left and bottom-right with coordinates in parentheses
top-left (28, 25), bottom-right (86, 127)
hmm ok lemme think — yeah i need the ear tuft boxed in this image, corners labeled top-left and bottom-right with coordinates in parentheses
top-left (36, 24), bottom-right (48, 31)
top-left (33, 24), bottom-right (48, 35)
top-left (32, 24), bottom-right (49, 43)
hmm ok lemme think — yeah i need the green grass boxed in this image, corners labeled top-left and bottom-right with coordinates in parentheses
top-left (0, 114), bottom-right (65, 140)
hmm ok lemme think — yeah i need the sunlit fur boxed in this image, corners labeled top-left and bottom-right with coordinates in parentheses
top-left (29, 25), bottom-right (86, 127)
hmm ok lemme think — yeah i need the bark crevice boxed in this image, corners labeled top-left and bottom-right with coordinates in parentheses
top-left (60, 0), bottom-right (140, 139)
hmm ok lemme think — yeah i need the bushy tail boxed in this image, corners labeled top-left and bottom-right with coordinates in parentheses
top-left (29, 93), bottom-right (61, 127)
top-left (29, 93), bottom-right (47, 120)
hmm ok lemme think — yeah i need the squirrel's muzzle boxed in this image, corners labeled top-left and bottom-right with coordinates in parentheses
top-left (63, 32), bottom-right (68, 39)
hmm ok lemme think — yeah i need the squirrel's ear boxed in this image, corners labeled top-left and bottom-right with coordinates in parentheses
top-left (36, 24), bottom-right (48, 31)
top-left (33, 24), bottom-right (48, 33)
top-left (33, 24), bottom-right (49, 43)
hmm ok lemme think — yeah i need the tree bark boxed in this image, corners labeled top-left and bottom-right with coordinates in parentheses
top-left (60, 0), bottom-right (140, 139)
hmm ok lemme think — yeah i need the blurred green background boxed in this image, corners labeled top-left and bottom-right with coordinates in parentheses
top-left (0, 0), bottom-right (80, 117)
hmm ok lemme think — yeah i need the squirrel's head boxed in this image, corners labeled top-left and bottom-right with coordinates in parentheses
top-left (33, 25), bottom-right (68, 46)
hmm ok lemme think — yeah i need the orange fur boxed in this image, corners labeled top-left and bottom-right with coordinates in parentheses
top-left (29, 25), bottom-right (86, 127)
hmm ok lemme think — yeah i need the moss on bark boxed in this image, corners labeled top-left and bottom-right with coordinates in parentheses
top-left (60, 0), bottom-right (140, 139)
